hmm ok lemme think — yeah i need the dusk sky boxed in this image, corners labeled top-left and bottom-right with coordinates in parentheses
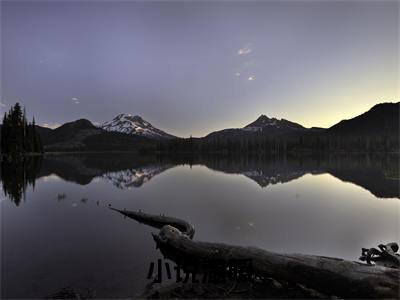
top-left (1, 0), bottom-right (398, 137)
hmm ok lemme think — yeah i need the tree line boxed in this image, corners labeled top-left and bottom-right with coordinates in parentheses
top-left (1, 103), bottom-right (43, 158)
top-left (156, 131), bottom-right (399, 154)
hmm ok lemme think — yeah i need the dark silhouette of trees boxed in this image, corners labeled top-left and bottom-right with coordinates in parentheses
top-left (0, 155), bottom-right (42, 205)
top-left (0, 103), bottom-right (43, 205)
top-left (156, 130), bottom-right (399, 154)
top-left (1, 103), bottom-right (43, 158)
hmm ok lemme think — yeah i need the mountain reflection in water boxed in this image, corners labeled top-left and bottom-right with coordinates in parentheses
top-left (1, 153), bottom-right (398, 206)
top-left (101, 165), bottom-right (174, 189)
top-left (1, 153), bottom-right (399, 299)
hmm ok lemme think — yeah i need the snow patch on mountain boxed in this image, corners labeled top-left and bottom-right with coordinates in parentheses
top-left (100, 114), bottom-right (176, 140)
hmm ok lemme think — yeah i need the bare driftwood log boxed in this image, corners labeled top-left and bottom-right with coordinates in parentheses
top-left (110, 208), bottom-right (195, 238)
top-left (111, 208), bottom-right (400, 299)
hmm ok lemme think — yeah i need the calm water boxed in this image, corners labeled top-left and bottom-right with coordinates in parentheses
top-left (1, 154), bottom-right (399, 298)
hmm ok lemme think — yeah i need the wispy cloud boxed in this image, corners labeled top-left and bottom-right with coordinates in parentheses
top-left (235, 72), bottom-right (241, 77)
top-left (248, 75), bottom-right (256, 81)
top-left (237, 46), bottom-right (252, 55)
top-left (39, 58), bottom-right (50, 64)
top-left (0, 102), bottom-right (6, 108)
top-left (72, 97), bottom-right (80, 104)
top-left (39, 53), bottom-right (57, 65)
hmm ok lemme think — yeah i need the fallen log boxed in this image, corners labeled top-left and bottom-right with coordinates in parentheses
top-left (110, 208), bottom-right (195, 238)
top-left (111, 208), bottom-right (400, 299)
top-left (154, 225), bottom-right (399, 298)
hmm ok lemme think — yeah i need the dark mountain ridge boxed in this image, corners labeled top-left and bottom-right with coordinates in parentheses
top-left (38, 119), bottom-right (154, 152)
top-left (328, 102), bottom-right (399, 135)
top-left (161, 102), bottom-right (399, 153)
top-left (1, 102), bottom-right (398, 153)
top-left (244, 115), bottom-right (306, 131)
top-left (206, 114), bottom-right (308, 140)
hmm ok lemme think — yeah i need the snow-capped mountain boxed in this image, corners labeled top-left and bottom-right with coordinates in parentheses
top-left (100, 114), bottom-right (176, 140)
top-left (243, 115), bottom-right (305, 131)
top-left (205, 114), bottom-right (307, 139)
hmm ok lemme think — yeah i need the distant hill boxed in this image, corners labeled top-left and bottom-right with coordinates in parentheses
top-left (205, 102), bottom-right (399, 141)
top-left (161, 102), bottom-right (399, 153)
top-left (244, 115), bottom-right (306, 131)
top-left (206, 115), bottom-right (309, 140)
top-left (40, 119), bottom-right (154, 152)
top-left (206, 115), bottom-right (307, 138)
top-left (328, 102), bottom-right (399, 136)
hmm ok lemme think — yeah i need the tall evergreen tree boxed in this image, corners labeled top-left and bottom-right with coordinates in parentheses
top-left (1, 103), bottom-right (43, 158)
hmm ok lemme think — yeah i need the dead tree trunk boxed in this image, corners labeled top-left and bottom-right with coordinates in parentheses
top-left (154, 225), bottom-right (399, 298)
top-left (111, 208), bottom-right (400, 298)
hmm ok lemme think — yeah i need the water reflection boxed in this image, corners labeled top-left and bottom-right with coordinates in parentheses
top-left (195, 154), bottom-right (399, 198)
top-left (1, 153), bottom-right (399, 298)
top-left (38, 154), bottom-right (161, 185)
top-left (1, 153), bottom-right (398, 206)
top-left (0, 156), bottom-right (42, 205)
top-left (102, 164), bottom-right (174, 189)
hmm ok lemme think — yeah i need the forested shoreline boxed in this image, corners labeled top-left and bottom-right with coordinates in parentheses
top-left (156, 132), bottom-right (399, 154)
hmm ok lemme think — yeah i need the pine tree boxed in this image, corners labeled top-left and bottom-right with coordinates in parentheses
top-left (1, 103), bottom-right (43, 157)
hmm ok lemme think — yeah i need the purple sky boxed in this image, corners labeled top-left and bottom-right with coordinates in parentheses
top-left (1, 0), bottom-right (398, 137)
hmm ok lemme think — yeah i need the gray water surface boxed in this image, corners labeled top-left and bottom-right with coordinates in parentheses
top-left (1, 154), bottom-right (399, 298)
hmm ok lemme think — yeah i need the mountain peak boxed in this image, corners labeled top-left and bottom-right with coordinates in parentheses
top-left (114, 113), bottom-right (143, 121)
top-left (59, 118), bottom-right (96, 130)
top-left (328, 102), bottom-right (399, 135)
top-left (101, 114), bottom-right (176, 140)
top-left (255, 114), bottom-right (271, 122)
top-left (244, 115), bottom-right (305, 131)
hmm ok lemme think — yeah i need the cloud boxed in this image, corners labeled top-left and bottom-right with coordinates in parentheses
top-left (0, 102), bottom-right (6, 108)
top-left (237, 47), bottom-right (252, 55)
top-left (248, 75), bottom-right (256, 81)
top-left (39, 58), bottom-right (50, 64)
top-left (235, 72), bottom-right (241, 76)
top-left (42, 123), bottom-right (61, 129)
top-left (72, 97), bottom-right (80, 104)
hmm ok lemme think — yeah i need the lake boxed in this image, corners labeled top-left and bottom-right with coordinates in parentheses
top-left (1, 153), bottom-right (399, 298)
